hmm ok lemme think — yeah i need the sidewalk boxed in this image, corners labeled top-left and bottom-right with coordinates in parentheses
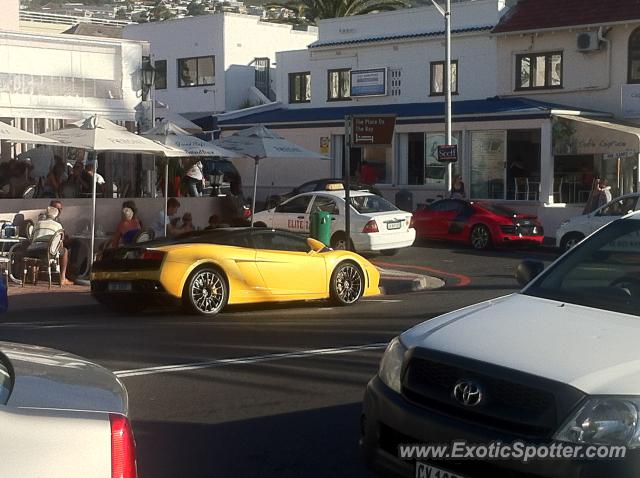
top-left (378, 267), bottom-right (444, 295)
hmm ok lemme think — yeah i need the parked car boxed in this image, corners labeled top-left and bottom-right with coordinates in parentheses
top-left (0, 341), bottom-right (136, 477)
top-left (265, 178), bottom-right (383, 209)
top-left (91, 227), bottom-right (380, 315)
top-left (362, 212), bottom-right (640, 478)
top-left (253, 190), bottom-right (416, 254)
top-left (556, 193), bottom-right (640, 251)
top-left (412, 199), bottom-right (544, 250)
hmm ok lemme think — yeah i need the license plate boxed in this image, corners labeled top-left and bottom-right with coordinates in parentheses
top-left (108, 281), bottom-right (132, 292)
top-left (416, 462), bottom-right (466, 478)
top-left (387, 221), bottom-right (403, 230)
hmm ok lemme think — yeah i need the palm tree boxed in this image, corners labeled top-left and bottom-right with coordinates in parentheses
top-left (265, 0), bottom-right (410, 25)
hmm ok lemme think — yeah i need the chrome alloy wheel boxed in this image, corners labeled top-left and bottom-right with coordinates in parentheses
top-left (335, 264), bottom-right (363, 304)
top-left (471, 225), bottom-right (490, 250)
top-left (191, 270), bottom-right (225, 314)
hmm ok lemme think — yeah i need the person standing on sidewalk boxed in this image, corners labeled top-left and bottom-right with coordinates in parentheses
top-left (184, 160), bottom-right (204, 197)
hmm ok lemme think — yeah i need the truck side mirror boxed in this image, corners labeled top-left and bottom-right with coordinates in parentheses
top-left (515, 259), bottom-right (545, 287)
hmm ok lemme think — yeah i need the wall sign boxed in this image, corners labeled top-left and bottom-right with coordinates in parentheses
top-left (350, 68), bottom-right (386, 97)
top-left (622, 84), bottom-right (640, 119)
top-left (350, 115), bottom-right (396, 145)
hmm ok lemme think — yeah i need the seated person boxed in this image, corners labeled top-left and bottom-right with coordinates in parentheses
top-left (110, 207), bottom-right (142, 247)
top-left (26, 206), bottom-right (72, 285)
top-left (179, 213), bottom-right (195, 233)
top-left (64, 161), bottom-right (91, 196)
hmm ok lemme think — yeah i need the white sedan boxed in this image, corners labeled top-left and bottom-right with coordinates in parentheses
top-left (556, 193), bottom-right (640, 251)
top-left (253, 190), bottom-right (416, 254)
top-left (0, 341), bottom-right (136, 478)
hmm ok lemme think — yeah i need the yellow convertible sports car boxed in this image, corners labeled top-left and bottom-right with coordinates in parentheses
top-left (91, 228), bottom-right (380, 315)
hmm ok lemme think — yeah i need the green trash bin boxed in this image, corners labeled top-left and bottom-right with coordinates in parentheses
top-left (310, 211), bottom-right (332, 246)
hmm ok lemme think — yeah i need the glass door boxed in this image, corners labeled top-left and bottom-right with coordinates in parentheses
top-left (470, 130), bottom-right (507, 199)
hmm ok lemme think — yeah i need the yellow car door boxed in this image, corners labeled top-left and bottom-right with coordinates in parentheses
top-left (251, 229), bottom-right (327, 296)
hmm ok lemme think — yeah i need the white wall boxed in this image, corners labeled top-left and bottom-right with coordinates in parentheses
top-left (0, 31), bottom-right (145, 120)
top-left (125, 15), bottom-right (224, 114)
top-left (124, 14), bottom-right (317, 115)
top-left (0, 0), bottom-right (19, 31)
top-left (496, 23), bottom-right (640, 121)
top-left (316, 0), bottom-right (505, 43)
top-left (276, 31), bottom-right (498, 108)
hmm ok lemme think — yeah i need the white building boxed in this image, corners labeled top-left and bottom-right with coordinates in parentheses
top-left (216, 0), bottom-right (640, 235)
top-left (123, 14), bottom-right (318, 116)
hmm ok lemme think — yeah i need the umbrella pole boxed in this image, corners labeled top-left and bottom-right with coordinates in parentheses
top-left (164, 160), bottom-right (169, 236)
top-left (89, 152), bottom-right (98, 275)
top-left (251, 157), bottom-right (259, 227)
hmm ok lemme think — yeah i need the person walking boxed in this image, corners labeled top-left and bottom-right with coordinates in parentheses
top-left (184, 160), bottom-right (204, 197)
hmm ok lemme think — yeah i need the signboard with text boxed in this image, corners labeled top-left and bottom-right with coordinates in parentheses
top-left (437, 144), bottom-right (458, 163)
top-left (351, 115), bottom-right (396, 146)
top-left (350, 68), bottom-right (386, 97)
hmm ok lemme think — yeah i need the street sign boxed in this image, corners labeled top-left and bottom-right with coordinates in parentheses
top-left (437, 144), bottom-right (458, 163)
top-left (351, 115), bottom-right (396, 146)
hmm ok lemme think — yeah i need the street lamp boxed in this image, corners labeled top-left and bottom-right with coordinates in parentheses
top-left (430, 0), bottom-right (453, 194)
top-left (141, 60), bottom-right (156, 100)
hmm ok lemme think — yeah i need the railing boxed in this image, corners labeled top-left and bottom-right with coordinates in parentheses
top-left (19, 11), bottom-right (132, 27)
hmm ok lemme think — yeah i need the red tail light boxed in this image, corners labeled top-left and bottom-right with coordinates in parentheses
top-left (362, 220), bottom-right (379, 233)
top-left (243, 207), bottom-right (252, 219)
top-left (409, 215), bottom-right (415, 228)
top-left (110, 414), bottom-right (137, 478)
top-left (141, 250), bottom-right (165, 261)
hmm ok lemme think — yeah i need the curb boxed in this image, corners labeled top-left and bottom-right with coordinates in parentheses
top-left (378, 268), bottom-right (445, 295)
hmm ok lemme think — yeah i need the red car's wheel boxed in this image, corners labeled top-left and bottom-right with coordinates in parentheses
top-left (470, 224), bottom-right (492, 250)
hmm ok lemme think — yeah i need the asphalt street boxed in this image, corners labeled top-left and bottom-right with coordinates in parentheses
top-left (0, 240), bottom-right (560, 478)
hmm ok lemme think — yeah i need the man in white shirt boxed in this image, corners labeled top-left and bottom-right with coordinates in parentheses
top-left (153, 197), bottom-right (186, 238)
top-left (184, 160), bottom-right (204, 197)
top-left (27, 206), bottom-right (73, 285)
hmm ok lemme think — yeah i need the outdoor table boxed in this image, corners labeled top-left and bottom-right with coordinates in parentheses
top-left (70, 233), bottom-right (111, 280)
top-left (0, 237), bottom-right (30, 285)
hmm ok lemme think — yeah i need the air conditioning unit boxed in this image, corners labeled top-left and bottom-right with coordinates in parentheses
top-left (577, 32), bottom-right (601, 52)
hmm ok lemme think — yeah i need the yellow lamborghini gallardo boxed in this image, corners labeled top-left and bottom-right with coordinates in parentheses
top-left (91, 228), bottom-right (380, 315)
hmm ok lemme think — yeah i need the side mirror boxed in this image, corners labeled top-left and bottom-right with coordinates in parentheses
top-left (515, 259), bottom-right (545, 287)
top-left (307, 237), bottom-right (328, 253)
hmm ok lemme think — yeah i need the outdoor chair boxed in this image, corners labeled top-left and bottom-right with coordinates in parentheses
top-left (514, 177), bottom-right (529, 200)
top-left (22, 229), bottom-right (64, 289)
top-left (553, 176), bottom-right (564, 203)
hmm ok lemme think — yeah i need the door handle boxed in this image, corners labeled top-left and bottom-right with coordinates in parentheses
top-left (297, 216), bottom-right (304, 219)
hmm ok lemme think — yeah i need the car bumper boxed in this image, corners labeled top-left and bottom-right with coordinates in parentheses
top-left (91, 279), bottom-right (182, 307)
top-left (361, 376), bottom-right (639, 478)
top-left (496, 233), bottom-right (545, 245)
top-left (354, 229), bottom-right (416, 252)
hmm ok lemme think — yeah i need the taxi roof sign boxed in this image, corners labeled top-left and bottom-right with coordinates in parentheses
top-left (326, 183), bottom-right (344, 191)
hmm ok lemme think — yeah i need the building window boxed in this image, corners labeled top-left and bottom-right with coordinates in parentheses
top-left (154, 60), bottom-right (167, 90)
top-left (289, 72), bottom-right (311, 103)
top-left (515, 52), bottom-right (562, 90)
top-left (389, 68), bottom-right (402, 96)
top-left (629, 28), bottom-right (640, 83)
top-left (430, 60), bottom-right (458, 96)
top-left (327, 69), bottom-right (350, 101)
top-left (178, 56), bottom-right (214, 88)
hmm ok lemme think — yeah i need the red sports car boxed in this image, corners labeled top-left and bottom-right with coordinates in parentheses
top-left (413, 199), bottom-right (544, 249)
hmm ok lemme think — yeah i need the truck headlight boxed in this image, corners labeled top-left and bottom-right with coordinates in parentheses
top-left (554, 397), bottom-right (640, 447)
top-left (378, 337), bottom-right (408, 394)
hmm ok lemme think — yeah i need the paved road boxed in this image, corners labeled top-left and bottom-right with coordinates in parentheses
top-left (0, 241), bottom-right (559, 478)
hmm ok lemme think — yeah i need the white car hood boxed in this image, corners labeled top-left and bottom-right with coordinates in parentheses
top-left (401, 294), bottom-right (640, 395)
top-left (1, 342), bottom-right (127, 414)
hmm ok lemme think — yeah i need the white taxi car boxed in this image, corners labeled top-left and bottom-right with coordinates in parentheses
top-left (556, 193), bottom-right (640, 251)
top-left (253, 189), bottom-right (415, 254)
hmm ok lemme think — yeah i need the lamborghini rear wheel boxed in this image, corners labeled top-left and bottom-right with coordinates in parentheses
top-left (184, 266), bottom-right (228, 316)
top-left (330, 261), bottom-right (364, 306)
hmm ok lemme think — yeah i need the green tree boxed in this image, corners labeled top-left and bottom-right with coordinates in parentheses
top-left (150, 1), bottom-right (175, 21)
top-left (186, 0), bottom-right (208, 15)
top-left (265, 0), bottom-right (409, 24)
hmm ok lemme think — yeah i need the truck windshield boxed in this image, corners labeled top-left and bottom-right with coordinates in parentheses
top-left (0, 356), bottom-right (12, 404)
top-left (525, 219), bottom-right (640, 316)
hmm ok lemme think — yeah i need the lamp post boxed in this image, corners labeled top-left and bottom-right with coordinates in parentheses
top-left (430, 0), bottom-right (453, 193)
top-left (141, 59), bottom-right (156, 130)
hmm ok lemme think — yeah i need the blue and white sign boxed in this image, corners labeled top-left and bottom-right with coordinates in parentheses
top-left (350, 68), bottom-right (386, 97)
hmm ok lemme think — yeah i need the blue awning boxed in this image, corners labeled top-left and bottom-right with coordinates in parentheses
top-left (208, 97), bottom-right (605, 130)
